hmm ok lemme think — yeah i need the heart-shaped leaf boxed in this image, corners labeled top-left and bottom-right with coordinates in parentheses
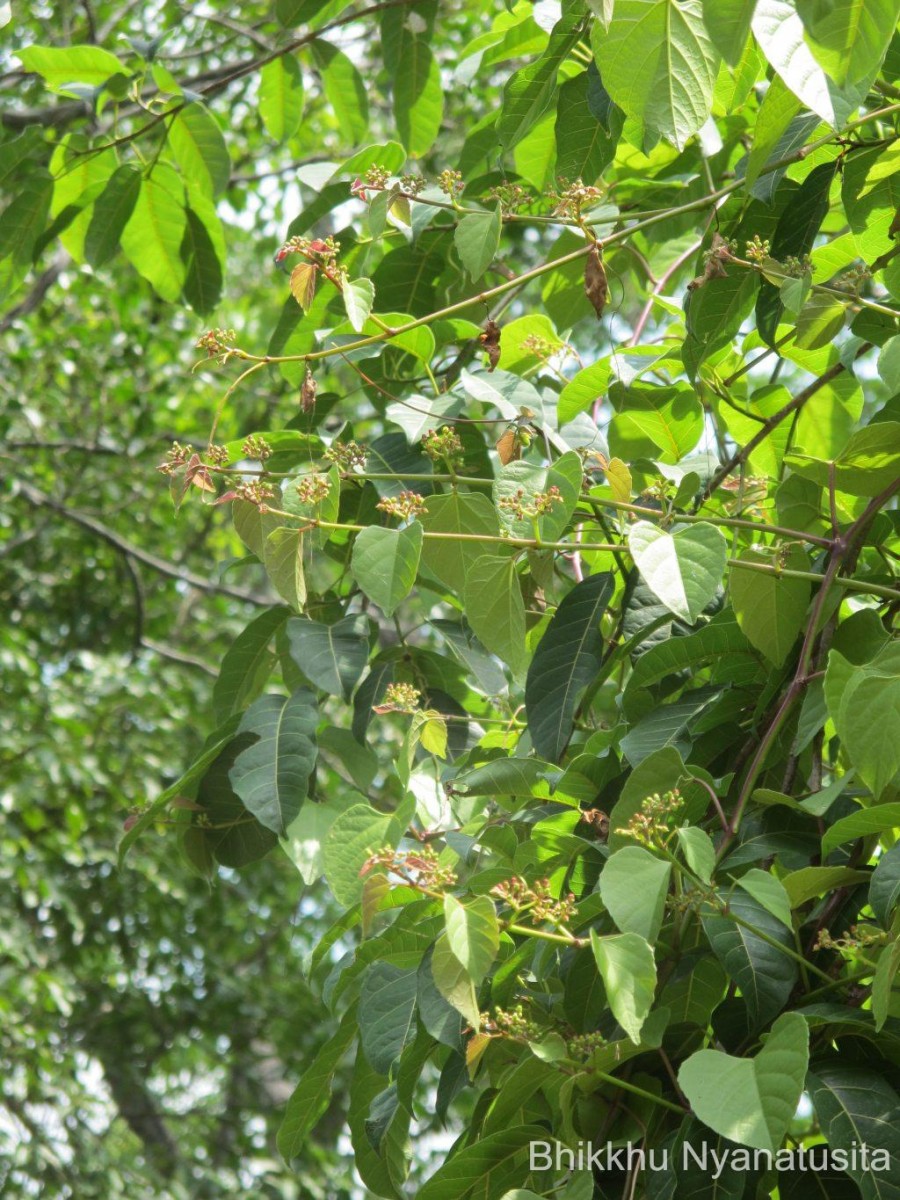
top-left (590, 930), bottom-right (657, 1044)
top-left (678, 1011), bottom-right (809, 1151)
top-left (628, 520), bottom-right (727, 623)
top-left (351, 522), bottom-right (423, 616)
top-left (599, 846), bottom-right (671, 943)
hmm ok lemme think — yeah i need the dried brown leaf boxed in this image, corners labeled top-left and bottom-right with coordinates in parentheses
top-left (301, 366), bottom-right (317, 413)
top-left (584, 243), bottom-right (608, 318)
top-left (479, 318), bottom-right (501, 371)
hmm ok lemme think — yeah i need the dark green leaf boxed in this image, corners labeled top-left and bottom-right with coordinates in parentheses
top-left (228, 689), bottom-right (318, 836)
top-left (525, 571), bottom-right (614, 761)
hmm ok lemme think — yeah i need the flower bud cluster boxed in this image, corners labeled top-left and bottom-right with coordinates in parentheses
top-left (745, 235), bottom-right (770, 263)
top-left (234, 480), bottom-right (275, 507)
top-left (497, 485), bottom-right (561, 520)
top-left (294, 473), bottom-right (331, 504)
top-left (361, 844), bottom-right (457, 891)
top-left (487, 182), bottom-right (530, 213)
top-left (421, 426), bottom-right (464, 468)
top-left (376, 490), bottom-right (426, 520)
top-left (815, 924), bottom-right (887, 954)
top-left (380, 682), bottom-right (422, 712)
top-left (616, 789), bottom-right (682, 847)
top-left (491, 876), bottom-right (576, 926)
top-left (481, 1004), bottom-right (538, 1039)
top-left (438, 168), bottom-right (464, 196)
top-left (241, 434), bottom-right (272, 462)
top-left (553, 178), bottom-right (604, 218)
top-left (568, 1031), bottom-right (607, 1059)
top-left (157, 441), bottom-right (192, 474)
top-left (195, 328), bottom-right (236, 357)
top-left (324, 440), bottom-right (368, 471)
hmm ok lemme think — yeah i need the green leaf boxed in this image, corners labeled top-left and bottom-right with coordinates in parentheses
top-left (600, 846), bottom-right (672, 942)
top-left (286, 614), bottom-right (370, 699)
top-left (554, 72), bottom-right (623, 185)
top-left (498, 7), bottom-right (584, 149)
top-left (323, 803), bottom-right (401, 906)
top-left (592, 0), bottom-right (720, 150)
top-left (678, 1012), bottom-right (809, 1151)
top-left (417, 1126), bottom-right (552, 1200)
top-left (821, 803), bottom-right (900, 860)
top-left (729, 546), bottom-right (810, 666)
top-left (525, 572), bottom-right (614, 762)
top-left (608, 382), bottom-right (704, 464)
top-left (756, 162), bottom-right (837, 345)
top-left (281, 795), bottom-right (341, 885)
top-left (343, 277), bottom-right (375, 332)
top-left (590, 930), bottom-right (657, 1044)
top-left (701, 0), bottom-right (756, 64)
top-left (0, 169), bottom-right (53, 268)
top-left (786, 422), bottom-right (900, 498)
top-left (359, 963), bottom-right (418, 1075)
top-left (120, 164), bottom-right (187, 302)
top-left (311, 41), bottom-right (369, 143)
top-left (181, 203), bottom-right (223, 315)
top-left (702, 890), bottom-right (798, 1029)
top-left (276, 0), bottom-right (333, 26)
top-left (558, 359), bottom-right (611, 425)
top-left (660, 954), bottom-right (728, 1026)
top-left (463, 554), bottom-right (528, 679)
top-left (783, 865), bottom-right (871, 909)
top-left (394, 37), bottom-right (443, 157)
top-left (451, 758), bottom-right (551, 802)
top-left (794, 291), bottom-right (847, 349)
top-left (743, 75), bottom-right (804, 192)
top-left (873, 938), bottom-right (900, 1031)
top-left (683, 264), bottom-right (759, 379)
top-left (871, 843), bottom-right (900, 928)
top-left (677, 826), bottom-right (716, 884)
top-left (262, 527), bottom-right (306, 612)
top-left (351, 523), bottom-right (423, 617)
top-left (843, 142), bottom-right (900, 261)
top-left (879, 336), bottom-right (900, 392)
top-left (796, 0), bottom-right (900, 88)
top-left (233, 494), bottom-right (282, 560)
top-left (169, 103), bottom-right (230, 198)
top-left (277, 1003), bottom-right (358, 1160)
top-left (628, 520), bottom-right (727, 624)
top-left (626, 614), bottom-right (752, 695)
top-left (808, 1065), bottom-right (900, 1196)
top-left (213, 607), bottom-right (290, 725)
top-left (228, 689), bottom-right (318, 836)
top-left (825, 642), bottom-right (900, 801)
top-left (751, 0), bottom-right (866, 126)
top-left (84, 164), bottom-right (142, 268)
top-left (454, 205), bottom-right (501, 280)
top-left (420, 493), bottom-right (500, 595)
top-left (431, 931), bottom-right (480, 1028)
top-left (17, 44), bottom-right (128, 88)
top-left (259, 54), bottom-right (305, 142)
top-left (443, 895), bottom-right (500, 987)
top-left (733, 868), bottom-right (794, 930)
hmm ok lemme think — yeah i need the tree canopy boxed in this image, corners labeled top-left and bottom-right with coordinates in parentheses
top-left (4, 0), bottom-right (900, 1197)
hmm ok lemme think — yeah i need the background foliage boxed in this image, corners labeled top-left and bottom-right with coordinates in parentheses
top-left (4, 0), bottom-right (900, 1196)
